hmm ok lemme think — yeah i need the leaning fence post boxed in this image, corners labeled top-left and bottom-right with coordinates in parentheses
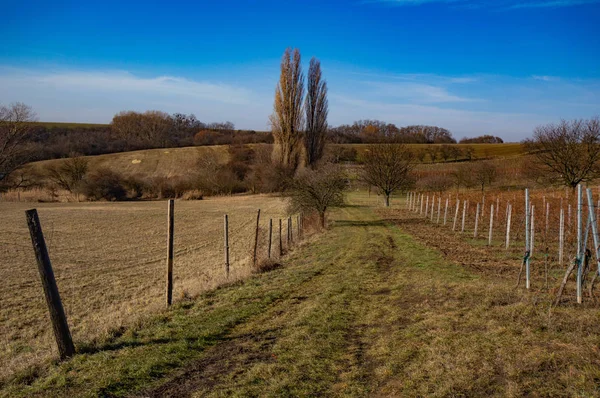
top-left (268, 218), bottom-right (273, 259)
top-left (26, 209), bottom-right (75, 360)
top-left (253, 209), bottom-right (261, 266)
top-left (224, 214), bottom-right (230, 276)
top-left (166, 199), bottom-right (175, 306)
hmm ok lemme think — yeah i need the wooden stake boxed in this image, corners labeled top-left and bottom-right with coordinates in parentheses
top-left (279, 219), bottom-right (283, 257)
top-left (453, 199), bottom-right (459, 231)
top-left (25, 209), bottom-right (75, 360)
top-left (253, 209), bottom-right (261, 266)
top-left (268, 218), bottom-right (272, 259)
top-left (166, 199), bottom-right (174, 306)
top-left (437, 197), bottom-right (441, 223)
top-left (425, 195), bottom-right (429, 217)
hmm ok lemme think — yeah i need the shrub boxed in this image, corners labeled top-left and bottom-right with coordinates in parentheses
top-left (83, 168), bottom-right (128, 201)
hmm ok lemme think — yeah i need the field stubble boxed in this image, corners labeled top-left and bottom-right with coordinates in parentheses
top-left (0, 194), bottom-right (288, 380)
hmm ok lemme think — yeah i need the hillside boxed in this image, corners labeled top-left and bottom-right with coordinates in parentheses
top-left (25, 143), bottom-right (525, 179)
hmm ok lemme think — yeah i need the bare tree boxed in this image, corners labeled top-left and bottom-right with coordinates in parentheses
top-left (473, 161), bottom-right (497, 192)
top-left (287, 163), bottom-right (346, 228)
top-left (304, 57), bottom-right (328, 168)
top-left (270, 48), bottom-right (304, 172)
top-left (361, 143), bottom-right (415, 207)
top-left (46, 155), bottom-right (89, 193)
top-left (0, 102), bottom-right (37, 183)
top-left (524, 117), bottom-right (600, 189)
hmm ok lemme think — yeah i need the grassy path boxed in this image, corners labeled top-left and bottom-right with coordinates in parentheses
top-left (3, 195), bottom-right (600, 397)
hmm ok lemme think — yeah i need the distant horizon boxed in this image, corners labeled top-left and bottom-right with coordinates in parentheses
top-left (2, 0), bottom-right (599, 141)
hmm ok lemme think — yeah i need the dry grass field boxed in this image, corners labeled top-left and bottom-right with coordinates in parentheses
top-left (0, 194), bottom-right (289, 380)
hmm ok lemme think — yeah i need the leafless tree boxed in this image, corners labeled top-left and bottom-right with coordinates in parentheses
top-left (361, 143), bottom-right (415, 206)
top-left (287, 163), bottom-right (346, 228)
top-left (0, 102), bottom-right (37, 183)
top-left (270, 48), bottom-right (304, 172)
top-left (111, 110), bottom-right (173, 147)
top-left (46, 155), bottom-right (89, 193)
top-left (473, 161), bottom-right (497, 192)
top-left (524, 117), bottom-right (600, 189)
top-left (304, 57), bottom-right (328, 168)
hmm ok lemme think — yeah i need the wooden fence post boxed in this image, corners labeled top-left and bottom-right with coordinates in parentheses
top-left (224, 214), bottom-right (230, 276)
top-left (25, 209), bottom-right (75, 360)
top-left (279, 219), bottom-right (283, 257)
top-left (268, 218), bottom-right (273, 259)
top-left (253, 209), bottom-right (261, 266)
top-left (166, 199), bottom-right (175, 306)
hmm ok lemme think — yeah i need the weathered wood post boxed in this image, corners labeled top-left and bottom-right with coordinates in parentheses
top-left (25, 209), bottom-right (75, 360)
top-left (279, 218), bottom-right (283, 257)
top-left (268, 218), bottom-right (273, 259)
top-left (253, 209), bottom-right (261, 266)
top-left (166, 199), bottom-right (175, 306)
top-left (224, 214), bottom-right (230, 277)
top-left (489, 204), bottom-right (494, 246)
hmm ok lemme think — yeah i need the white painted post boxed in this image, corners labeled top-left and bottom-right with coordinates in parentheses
top-left (506, 204), bottom-right (512, 249)
top-left (586, 188), bottom-right (600, 283)
top-left (436, 196), bottom-right (441, 224)
top-left (525, 189), bottom-right (531, 289)
top-left (489, 204), bottom-right (494, 245)
top-left (545, 202), bottom-right (550, 238)
top-left (430, 196), bottom-right (435, 222)
top-left (474, 203), bottom-right (480, 238)
top-left (425, 195), bottom-right (429, 217)
top-left (453, 199), bottom-right (459, 231)
top-left (559, 208), bottom-right (564, 266)
top-left (461, 200), bottom-right (467, 233)
top-left (577, 184), bottom-right (583, 304)
top-left (443, 197), bottom-right (449, 225)
top-left (420, 194), bottom-right (424, 215)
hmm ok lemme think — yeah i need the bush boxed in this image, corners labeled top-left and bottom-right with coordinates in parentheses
top-left (83, 168), bottom-right (128, 201)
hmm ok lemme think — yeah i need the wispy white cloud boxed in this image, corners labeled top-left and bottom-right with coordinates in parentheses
top-left (361, 81), bottom-right (478, 103)
top-left (532, 75), bottom-right (560, 81)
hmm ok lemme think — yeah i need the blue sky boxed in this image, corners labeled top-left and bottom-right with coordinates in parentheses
top-left (1, 0), bottom-right (599, 141)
